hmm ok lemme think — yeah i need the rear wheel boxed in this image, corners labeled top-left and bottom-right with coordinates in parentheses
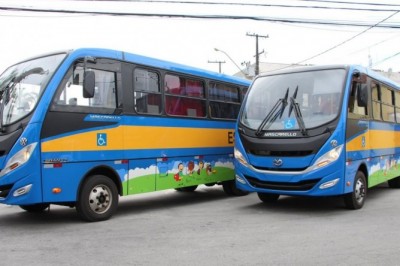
top-left (76, 175), bottom-right (119, 222)
top-left (222, 180), bottom-right (249, 196)
top-left (257, 192), bottom-right (280, 203)
top-left (19, 203), bottom-right (49, 213)
top-left (388, 176), bottom-right (400, 188)
top-left (344, 171), bottom-right (366, 210)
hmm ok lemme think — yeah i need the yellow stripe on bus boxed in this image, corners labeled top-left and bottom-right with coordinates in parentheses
top-left (346, 130), bottom-right (400, 152)
top-left (41, 126), bottom-right (234, 152)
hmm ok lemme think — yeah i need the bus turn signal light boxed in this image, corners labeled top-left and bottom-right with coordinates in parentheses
top-left (52, 188), bottom-right (62, 194)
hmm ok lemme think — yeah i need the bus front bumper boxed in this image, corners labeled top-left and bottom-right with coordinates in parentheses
top-left (234, 161), bottom-right (344, 197)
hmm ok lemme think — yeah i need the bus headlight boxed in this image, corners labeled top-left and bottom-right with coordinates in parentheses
top-left (312, 144), bottom-right (343, 170)
top-left (234, 147), bottom-right (249, 167)
top-left (0, 143), bottom-right (37, 177)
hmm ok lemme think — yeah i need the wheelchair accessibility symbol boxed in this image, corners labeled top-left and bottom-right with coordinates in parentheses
top-left (97, 133), bottom-right (107, 146)
top-left (284, 118), bottom-right (296, 129)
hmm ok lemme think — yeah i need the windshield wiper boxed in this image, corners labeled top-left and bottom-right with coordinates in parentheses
top-left (288, 86), bottom-right (307, 136)
top-left (255, 88), bottom-right (289, 136)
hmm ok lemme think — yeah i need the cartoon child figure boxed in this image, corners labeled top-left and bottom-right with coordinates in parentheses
top-left (187, 161), bottom-right (195, 176)
top-left (197, 161), bottom-right (204, 175)
top-left (174, 163), bottom-right (184, 181)
top-left (206, 164), bottom-right (212, 176)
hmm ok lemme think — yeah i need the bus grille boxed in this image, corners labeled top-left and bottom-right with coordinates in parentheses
top-left (245, 176), bottom-right (321, 191)
top-left (0, 184), bottom-right (12, 198)
top-left (252, 166), bottom-right (308, 172)
top-left (249, 150), bottom-right (313, 157)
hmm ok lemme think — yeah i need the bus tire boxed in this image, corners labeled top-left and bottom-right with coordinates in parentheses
top-left (257, 192), bottom-right (280, 203)
top-left (175, 185), bottom-right (198, 192)
top-left (222, 180), bottom-right (249, 196)
top-left (388, 176), bottom-right (400, 188)
top-left (76, 175), bottom-right (118, 222)
top-left (344, 171), bottom-right (366, 210)
top-left (19, 203), bottom-right (50, 213)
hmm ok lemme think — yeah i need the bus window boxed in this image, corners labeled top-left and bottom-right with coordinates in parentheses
top-left (371, 82), bottom-right (382, 120)
top-left (53, 66), bottom-right (118, 113)
top-left (312, 93), bottom-right (339, 115)
top-left (381, 85), bottom-right (395, 122)
top-left (164, 74), bottom-right (206, 117)
top-left (134, 68), bottom-right (161, 115)
top-left (241, 87), bottom-right (248, 102)
top-left (395, 91), bottom-right (400, 123)
top-left (209, 82), bottom-right (240, 119)
top-left (348, 81), bottom-right (368, 117)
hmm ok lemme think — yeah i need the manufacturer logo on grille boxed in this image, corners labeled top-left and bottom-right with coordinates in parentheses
top-left (330, 139), bottom-right (338, 148)
top-left (273, 158), bottom-right (283, 167)
top-left (20, 137), bottom-right (27, 147)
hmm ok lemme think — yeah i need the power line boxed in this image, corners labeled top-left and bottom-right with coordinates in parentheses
top-left (372, 51), bottom-right (400, 66)
top-left (0, 6), bottom-right (399, 28)
top-left (347, 33), bottom-right (400, 55)
top-left (297, 0), bottom-right (400, 8)
top-left (94, 0), bottom-right (400, 12)
top-left (275, 10), bottom-right (400, 71)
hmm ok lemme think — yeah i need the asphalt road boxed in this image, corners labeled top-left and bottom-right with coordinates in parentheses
top-left (1, 183), bottom-right (400, 266)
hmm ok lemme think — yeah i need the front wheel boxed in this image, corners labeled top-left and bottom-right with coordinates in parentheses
top-left (257, 192), bottom-right (280, 203)
top-left (20, 203), bottom-right (50, 213)
top-left (76, 175), bottom-right (119, 222)
top-left (222, 180), bottom-right (249, 196)
top-left (344, 171), bottom-right (367, 210)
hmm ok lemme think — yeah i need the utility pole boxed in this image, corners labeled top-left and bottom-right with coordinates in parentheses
top-left (246, 32), bottom-right (268, 75)
top-left (208, 60), bottom-right (226, 73)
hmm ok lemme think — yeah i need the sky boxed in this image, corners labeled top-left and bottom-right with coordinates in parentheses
top-left (0, 0), bottom-right (399, 77)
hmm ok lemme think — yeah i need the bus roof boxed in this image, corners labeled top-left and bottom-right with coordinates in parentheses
top-left (256, 64), bottom-right (400, 90)
top-left (64, 48), bottom-right (251, 87)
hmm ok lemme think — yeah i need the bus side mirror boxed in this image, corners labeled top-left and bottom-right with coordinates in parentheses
top-left (357, 84), bottom-right (368, 107)
top-left (83, 70), bottom-right (95, 98)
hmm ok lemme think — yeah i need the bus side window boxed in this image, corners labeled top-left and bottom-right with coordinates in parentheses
top-left (52, 66), bottom-right (118, 114)
top-left (381, 85), bottom-right (395, 122)
top-left (134, 68), bottom-right (161, 115)
top-left (395, 91), bottom-right (400, 123)
top-left (164, 74), bottom-right (206, 118)
top-left (371, 82), bottom-right (382, 120)
top-left (209, 82), bottom-right (240, 119)
top-left (348, 81), bottom-right (368, 118)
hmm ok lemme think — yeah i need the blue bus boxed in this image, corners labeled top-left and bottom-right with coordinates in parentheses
top-left (234, 64), bottom-right (400, 209)
top-left (0, 48), bottom-right (250, 221)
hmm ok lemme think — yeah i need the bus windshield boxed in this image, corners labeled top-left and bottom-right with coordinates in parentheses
top-left (0, 53), bottom-right (66, 126)
top-left (240, 68), bottom-right (346, 131)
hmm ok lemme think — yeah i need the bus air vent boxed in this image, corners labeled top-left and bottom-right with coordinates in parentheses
top-left (245, 176), bottom-right (321, 191)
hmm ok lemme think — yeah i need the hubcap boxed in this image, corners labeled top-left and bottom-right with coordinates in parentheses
top-left (354, 178), bottom-right (365, 203)
top-left (88, 185), bottom-right (112, 214)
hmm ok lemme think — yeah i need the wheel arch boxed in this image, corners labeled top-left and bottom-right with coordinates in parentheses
top-left (357, 162), bottom-right (369, 187)
top-left (77, 165), bottom-right (123, 200)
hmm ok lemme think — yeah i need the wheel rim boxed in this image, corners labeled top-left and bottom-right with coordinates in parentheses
top-left (354, 178), bottom-right (366, 204)
top-left (88, 184), bottom-right (112, 214)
